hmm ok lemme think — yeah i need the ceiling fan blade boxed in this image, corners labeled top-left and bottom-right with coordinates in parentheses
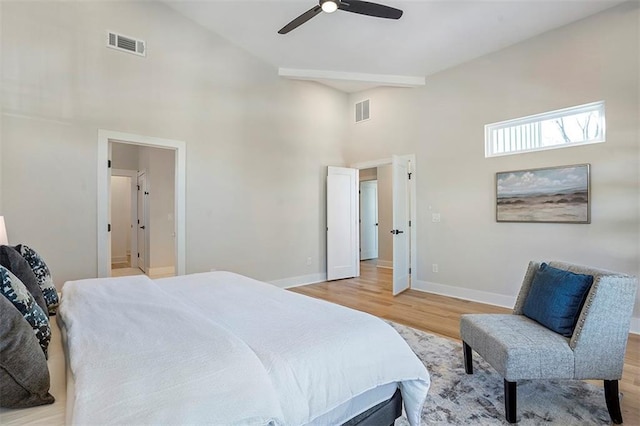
top-left (339, 0), bottom-right (403, 19)
top-left (278, 5), bottom-right (322, 34)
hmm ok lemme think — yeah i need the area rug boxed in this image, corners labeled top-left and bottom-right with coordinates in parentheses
top-left (389, 322), bottom-right (613, 425)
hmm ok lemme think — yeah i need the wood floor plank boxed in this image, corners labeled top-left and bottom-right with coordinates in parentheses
top-left (290, 261), bottom-right (640, 424)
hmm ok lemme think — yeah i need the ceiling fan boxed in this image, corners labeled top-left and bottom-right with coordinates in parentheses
top-left (278, 0), bottom-right (403, 35)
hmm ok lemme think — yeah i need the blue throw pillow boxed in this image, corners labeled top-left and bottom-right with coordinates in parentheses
top-left (14, 244), bottom-right (59, 316)
top-left (0, 266), bottom-right (51, 357)
top-left (523, 263), bottom-right (594, 337)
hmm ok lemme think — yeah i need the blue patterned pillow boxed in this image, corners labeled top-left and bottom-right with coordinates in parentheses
top-left (523, 263), bottom-right (594, 337)
top-left (0, 266), bottom-right (51, 356)
top-left (14, 245), bottom-right (59, 315)
top-left (0, 245), bottom-right (48, 315)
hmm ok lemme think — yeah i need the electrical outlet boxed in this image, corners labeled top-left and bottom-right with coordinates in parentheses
top-left (306, 257), bottom-right (312, 266)
top-left (432, 213), bottom-right (441, 223)
top-left (432, 264), bottom-right (439, 273)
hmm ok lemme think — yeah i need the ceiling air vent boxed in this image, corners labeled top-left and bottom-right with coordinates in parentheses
top-left (355, 99), bottom-right (370, 123)
top-left (107, 31), bottom-right (146, 57)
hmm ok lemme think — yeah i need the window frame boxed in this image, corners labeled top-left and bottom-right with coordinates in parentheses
top-left (484, 101), bottom-right (606, 158)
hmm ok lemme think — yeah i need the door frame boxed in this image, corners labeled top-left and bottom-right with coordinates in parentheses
top-left (111, 169), bottom-right (138, 269)
top-left (350, 155), bottom-right (417, 288)
top-left (97, 129), bottom-right (186, 278)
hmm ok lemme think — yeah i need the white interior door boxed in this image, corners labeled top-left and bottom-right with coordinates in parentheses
top-left (137, 172), bottom-right (148, 273)
top-left (360, 180), bottom-right (378, 260)
top-left (327, 166), bottom-right (359, 281)
top-left (392, 155), bottom-right (410, 295)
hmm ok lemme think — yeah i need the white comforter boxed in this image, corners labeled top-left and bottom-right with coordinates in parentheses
top-left (59, 272), bottom-right (430, 425)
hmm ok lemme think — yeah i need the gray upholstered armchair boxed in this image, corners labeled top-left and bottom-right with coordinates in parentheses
top-left (460, 261), bottom-right (637, 424)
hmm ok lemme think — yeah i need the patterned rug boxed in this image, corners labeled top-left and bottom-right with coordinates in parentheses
top-left (389, 322), bottom-right (613, 425)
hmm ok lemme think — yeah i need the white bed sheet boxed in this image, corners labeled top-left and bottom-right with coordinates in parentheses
top-left (59, 275), bottom-right (285, 425)
top-left (2, 325), bottom-right (396, 426)
top-left (4, 271), bottom-right (430, 425)
top-left (156, 271), bottom-right (430, 425)
top-left (0, 328), bottom-right (397, 426)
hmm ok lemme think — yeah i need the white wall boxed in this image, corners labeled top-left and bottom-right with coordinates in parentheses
top-left (346, 4), bottom-right (639, 319)
top-left (112, 143), bottom-right (139, 171)
top-left (0, 1), bottom-right (347, 286)
top-left (110, 176), bottom-right (131, 263)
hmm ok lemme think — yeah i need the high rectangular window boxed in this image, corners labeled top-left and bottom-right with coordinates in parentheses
top-left (485, 101), bottom-right (605, 157)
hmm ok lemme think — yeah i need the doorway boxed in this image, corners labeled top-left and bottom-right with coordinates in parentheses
top-left (110, 169), bottom-right (138, 274)
top-left (359, 179), bottom-right (378, 261)
top-left (355, 155), bottom-right (416, 296)
top-left (97, 130), bottom-right (186, 278)
top-left (326, 154), bottom-right (417, 295)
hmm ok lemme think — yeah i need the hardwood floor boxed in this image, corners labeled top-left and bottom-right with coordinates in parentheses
top-left (291, 260), bottom-right (640, 424)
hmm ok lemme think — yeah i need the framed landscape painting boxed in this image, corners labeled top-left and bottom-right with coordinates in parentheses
top-left (496, 164), bottom-right (590, 223)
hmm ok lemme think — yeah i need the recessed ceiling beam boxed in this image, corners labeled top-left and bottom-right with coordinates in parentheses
top-left (278, 68), bottom-right (425, 89)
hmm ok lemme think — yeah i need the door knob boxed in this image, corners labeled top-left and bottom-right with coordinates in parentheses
top-left (390, 229), bottom-right (404, 235)
top-left (140, 226), bottom-right (146, 230)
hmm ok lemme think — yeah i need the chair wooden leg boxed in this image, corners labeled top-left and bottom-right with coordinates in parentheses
top-left (463, 341), bottom-right (473, 374)
top-left (604, 380), bottom-right (623, 424)
top-left (504, 379), bottom-right (517, 423)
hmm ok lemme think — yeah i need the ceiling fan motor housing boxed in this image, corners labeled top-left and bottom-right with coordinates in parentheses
top-left (320, 0), bottom-right (339, 13)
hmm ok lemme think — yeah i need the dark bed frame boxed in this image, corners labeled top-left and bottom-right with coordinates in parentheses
top-left (342, 388), bottom-right (403, 426)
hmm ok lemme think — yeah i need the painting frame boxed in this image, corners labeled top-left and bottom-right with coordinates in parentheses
top-left (496, 164), bottom-right (590, 224)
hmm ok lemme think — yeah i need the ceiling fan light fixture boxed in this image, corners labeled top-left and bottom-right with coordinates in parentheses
top-left (278, 0), bottom-right (402, 34)
top-left (321, 0), bottom-right (339, 13)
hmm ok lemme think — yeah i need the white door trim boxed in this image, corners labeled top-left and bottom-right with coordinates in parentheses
top-left (97, 129), bottom-right (186, 278)
top-left (350, 155), bottom-right (417, 288)
top-left (112, 169), bottom-right (138, 268)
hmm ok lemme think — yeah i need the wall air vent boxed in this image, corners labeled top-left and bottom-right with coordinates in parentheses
top-left (107, 31), bottom-right (146, 57)
top-left (355, 99), bottom-right (370, 123)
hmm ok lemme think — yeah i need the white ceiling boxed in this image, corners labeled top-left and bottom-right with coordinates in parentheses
top-left (165, 0), bottom-right (624, 93)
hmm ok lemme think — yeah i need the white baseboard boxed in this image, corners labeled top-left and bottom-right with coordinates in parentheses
top-left (376, 260), bottom-right (393, 269)
top-left (268, 273), bottom-right (327, 289)
top-left (149, 266), bottom-right (175, 276)
top-left (413, 279), bottom-right (640, 335)
top-left (413, 279), bottom-right (517, 310)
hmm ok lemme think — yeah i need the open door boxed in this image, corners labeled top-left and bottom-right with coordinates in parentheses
top-left (137, 171), bottom-right (149, 273)
top-left (327, 166), bottom-right (359, 281)
top-left (391, 155), bottom-right (411, 295)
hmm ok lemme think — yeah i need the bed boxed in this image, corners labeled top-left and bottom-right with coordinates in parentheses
top-left (3, 271), bottom-right (430, 425)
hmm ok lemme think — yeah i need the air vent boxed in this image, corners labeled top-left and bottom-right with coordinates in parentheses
top-left (107, 31), bottom-right (146, 57)
top-left (355, 99), bottom-right (370, 123)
